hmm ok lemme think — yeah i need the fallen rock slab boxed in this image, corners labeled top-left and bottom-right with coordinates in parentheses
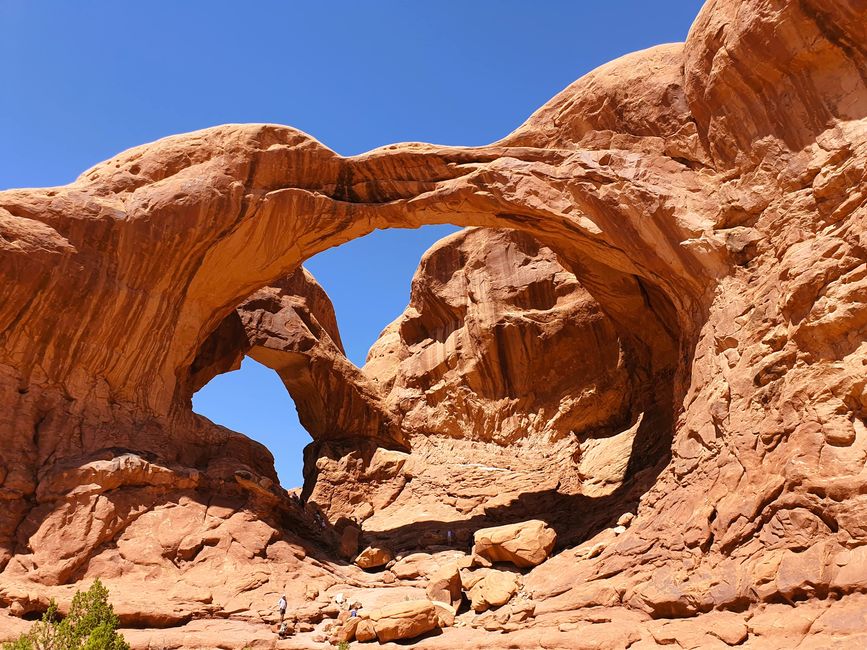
top-left (463, 569), bottom-right (520, 612)
top-left (473, 520), bottom-right (556, 568)
top-left (355, 545), bottom-right (393, 570)
top-left (426, 561), bottom-right (463, 609)
top-left (367, 599), bottom-right (439, 643)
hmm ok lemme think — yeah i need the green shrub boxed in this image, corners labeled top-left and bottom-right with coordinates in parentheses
top-left (2, 579), bottom-right (129, 650)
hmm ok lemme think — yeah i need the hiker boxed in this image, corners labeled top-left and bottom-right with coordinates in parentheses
top-left (447, 529), bottom-right (455, 545)
top-left (277, 621), bottom-right (289, 638)
top-left (277, 594), bottom-right (287, 621)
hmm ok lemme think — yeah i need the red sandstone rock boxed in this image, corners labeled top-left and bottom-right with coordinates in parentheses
top-left (473, 520), bottom-right (556, 568)
top-left (425, 561), bottom-right (462, 609)
top-left (368, 599), bottom-right (439, 643)
top-left (462, 568), bottom-right (520, 613)
top-left (354, 617), bottom-right (377, 642)
top-left (335, 616), bottom-right (360, 643)
top-left (338, 525), bottom-right (361, 560)
top-left (1, 0), bottom-right (867, 648)
top-left (309, 228), bottom-right (637, 543)
top-left (354, 545), bottom-right (392, 570)
top-left (431, 600), bottom-right (456, 628)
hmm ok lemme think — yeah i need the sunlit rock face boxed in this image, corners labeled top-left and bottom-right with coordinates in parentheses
top-left (1, 0), bottom-right (867, 646)
top-left (369, 228), bottom-right (631, 446)
top-left (305, 228), bottom-right (651, 543)
top-left (196, 227), bottom-right (644, 540)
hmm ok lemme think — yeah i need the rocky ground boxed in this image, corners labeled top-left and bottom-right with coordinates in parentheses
top-left (1, 0), bottom-right (867, 647)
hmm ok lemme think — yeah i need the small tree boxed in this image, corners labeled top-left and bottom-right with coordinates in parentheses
top-left (2, 580), bottom-right (129, 650)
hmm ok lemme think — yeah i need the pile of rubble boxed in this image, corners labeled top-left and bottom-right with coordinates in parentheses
top-left (317, 520), bottom-right (555, 644)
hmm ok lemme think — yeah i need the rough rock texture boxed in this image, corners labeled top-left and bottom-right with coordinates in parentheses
top-left (462, 568), bottom-right (520, 613)
top-left (473, 520), bottom-right (556, 568)
top-left (2, 0), bottom-right (867, 647)
top-left (306, 227), bottom-right (643, 544)
top-left (355, 545), bottom-right (393, 570)
top-left (367, 600), bottom-right (439, 643)
top-left (367, 228), bottom-right (631, 446)
top-left (425, 562), bottom-right (463, 610)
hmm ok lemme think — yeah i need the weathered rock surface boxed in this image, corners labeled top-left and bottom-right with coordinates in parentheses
top-left (306, 227), bottom-right (642, 546)
top-left (355, 545), bottom-right (393, 570)
top-left (463, 568), bottom-right (520, 613)
top-left (425, 562), bottom-right (463, 609)
top-left (473, 520), bottom-right (556, 568)
top-left (367, 600), bottom-right (439, 643)
top-left (367, 228), bottom-right (631, 446)
top-left (1, 0), bottom-right (867, 647)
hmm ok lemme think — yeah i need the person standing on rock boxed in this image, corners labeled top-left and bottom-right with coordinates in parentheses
top-left (277, 594), bottom-right (287, 621)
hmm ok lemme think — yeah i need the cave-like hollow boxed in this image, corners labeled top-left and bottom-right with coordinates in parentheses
top-left (182, 221), bottom-right (689, 554)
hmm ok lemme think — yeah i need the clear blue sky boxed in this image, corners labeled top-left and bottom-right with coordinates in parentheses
top-left (1, 1), bottom-right (705, 487)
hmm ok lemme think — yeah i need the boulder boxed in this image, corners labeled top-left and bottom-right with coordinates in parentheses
top-left (617, 512), bottom-right (635, 527)
top-left (368, 600), bottom-right (439, 643)
top-left (431, 600), bottom-right (456, 627)
top-left (354, 545), bottom-right (393, 570)
top-left (355, 618), bottom-right (377, 642)
top-left (425, 562), bottom-right (463, 609)
top-left (338, 526), bottom-right (361, 560)
top-left (335, 616), bottom-right (360, 643)
top-left (463, 569), bottom-right (520, 612)
top-left (473, 520), bottom-right (556, 568)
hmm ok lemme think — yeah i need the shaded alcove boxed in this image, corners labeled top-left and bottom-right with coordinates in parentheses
top-left (183, 220), bottom-right (687, 553)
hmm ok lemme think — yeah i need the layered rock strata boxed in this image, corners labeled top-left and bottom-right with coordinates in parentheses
top-left (304, 228), bottom-right (645, 540)
top-left (0, 0), bottom-right (866, 647)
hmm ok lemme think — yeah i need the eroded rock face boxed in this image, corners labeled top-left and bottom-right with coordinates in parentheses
top-left (368, 228), bottom-right (631, 445)
top-left (1, 0), bottom-right (866, 647)
top-left (473, 520), bottom-right (556, 569)
top-left (305, 228), bottom-right (643, 536)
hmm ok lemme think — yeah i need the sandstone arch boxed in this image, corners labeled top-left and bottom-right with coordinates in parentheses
top-left (1, 119), bottom-right (713, 414)
top-left (0, 110), bottom-right (713, 538)
top-left (2, 0), bottom-right (867, 645)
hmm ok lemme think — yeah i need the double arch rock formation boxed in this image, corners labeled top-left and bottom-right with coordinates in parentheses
top-left (1, 0), bottom-right (866, 646)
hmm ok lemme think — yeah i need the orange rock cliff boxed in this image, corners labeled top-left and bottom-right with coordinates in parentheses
top-left (1, 0), bottom-right (866, 647)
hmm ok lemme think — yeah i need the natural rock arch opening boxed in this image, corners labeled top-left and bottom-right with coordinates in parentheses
top-left (188, 224), bottom-right (461, 489)
top-left (192, 356), bottom-right (311, 488)
top-left (0, 117), bottom-right (717, 594)
top-left (180, 215), bottom-right (686, 552)
top-left (131, 123), bottom-right (712, 429)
